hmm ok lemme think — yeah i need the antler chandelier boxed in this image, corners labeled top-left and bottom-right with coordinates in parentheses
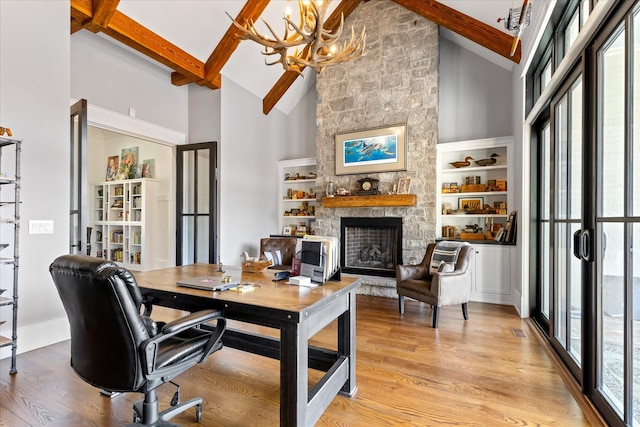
top-left (228, 0), bottom-right (366, 75)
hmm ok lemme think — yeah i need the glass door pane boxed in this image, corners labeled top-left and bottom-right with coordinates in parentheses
top-left (541, 123), bottom-right (551, 319)
top-left (596, 21), bottom-right (631, 422)
top-left (633, 10), bottom-right (640, 423)
top-left (553, 76), bottom-right (583, 366)
top-left (634, 7), bottom-right (640, 216)
top-left (600, 222), bottom-right (625, 412)
top-left (633, 224), bottom-right (640, 425)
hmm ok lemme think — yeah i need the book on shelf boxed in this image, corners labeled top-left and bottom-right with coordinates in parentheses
top-left (496, 211), bottom-right (517, 243)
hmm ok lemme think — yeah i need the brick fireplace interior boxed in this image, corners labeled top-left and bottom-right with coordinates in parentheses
top-left (341, 217), bottom-right (403, 278)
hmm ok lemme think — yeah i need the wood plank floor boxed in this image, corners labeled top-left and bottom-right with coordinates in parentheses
top-left (1, 296), bottom-right (596, 426)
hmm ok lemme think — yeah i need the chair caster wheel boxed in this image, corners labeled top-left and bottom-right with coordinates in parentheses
top-left (195, 403), bottom-right (202, 422)
top-left (133, 407), bottom-right (142, 423)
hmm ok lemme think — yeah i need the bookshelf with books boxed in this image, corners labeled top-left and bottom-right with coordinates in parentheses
top-left (91, 178), bottom-right (158, 271)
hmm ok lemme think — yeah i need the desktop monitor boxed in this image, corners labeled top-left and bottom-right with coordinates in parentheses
top-left (300, 240), bottom-right (325, 282)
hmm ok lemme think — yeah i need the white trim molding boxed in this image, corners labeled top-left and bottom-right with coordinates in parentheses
top-left (70, 99), bottom-right (187, 146)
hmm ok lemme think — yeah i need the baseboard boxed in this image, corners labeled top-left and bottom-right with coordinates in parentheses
top-left (526, 318), bottom-right (607, 426)
top-left (0, 316), bottom-right (70, 360)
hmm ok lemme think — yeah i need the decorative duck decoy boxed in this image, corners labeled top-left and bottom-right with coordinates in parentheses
top-left (475, 153), bottom-right (500, 167)
top-left (449, 156), bottom-right (473, 168)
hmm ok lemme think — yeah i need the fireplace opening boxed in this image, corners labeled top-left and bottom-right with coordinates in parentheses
top-left (340, 217), bottom-right (402, 278)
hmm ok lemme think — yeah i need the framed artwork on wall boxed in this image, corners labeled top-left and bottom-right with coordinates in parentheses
top-left (397, 178), bottom-right (412, 194)
top-left (335, 124), bottom-right (407, 175)
top-left (106, 155), bottom-right (119, 181)
top-left (142, 159), bottom-right (155, 178)
top-left (119, 147), bottom-right (138, 179)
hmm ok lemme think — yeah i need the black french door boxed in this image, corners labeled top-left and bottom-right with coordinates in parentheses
top-left (69, 99), bottom-right (88, 255)
top-left (176, 142), bottom-right (217, 265)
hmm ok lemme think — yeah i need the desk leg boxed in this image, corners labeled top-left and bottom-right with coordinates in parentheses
top-left (280, 320), bottom-right (307, 427)
top-left (338, 290), bottom-right (357, 396)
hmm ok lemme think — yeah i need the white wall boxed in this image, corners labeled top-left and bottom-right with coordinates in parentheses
top-left (218, 76), bottom-right (315, 265)
top-left (71, 31), bottom-right (189, 134)
top-left (188, 84), bottom-right (221, 144)
top-left (0, 1), bottom-right (72, 355)
top-left (439, 37), bottom-right (514, 143)
top-left (281, 87), bottom-right (317, 160)
top-left (87, 130), bottom-right (172, 187)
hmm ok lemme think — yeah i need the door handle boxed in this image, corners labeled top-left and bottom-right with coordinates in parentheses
top-left (573, 229), bottom-right (592, 262)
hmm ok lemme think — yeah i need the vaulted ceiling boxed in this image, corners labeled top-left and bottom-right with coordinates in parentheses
top-left (70, 0), bottom-right (531, 115)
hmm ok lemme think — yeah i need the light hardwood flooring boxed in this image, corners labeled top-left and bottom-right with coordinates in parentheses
top-left (1, 296), bottom-right (601, 426)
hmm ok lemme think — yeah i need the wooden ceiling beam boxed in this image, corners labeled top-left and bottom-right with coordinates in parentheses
top-left (70, 0), bottom-right (92, 34)
top-left (90, 0), bottom-right (120, 30)
top-left (104, 11), bottom-right (210, 87)
top-left (70, 0), bottom-right (118, 33)
top-left (262, 0), bottom-right (363, 115)
top-left (171, 0), bottom-right (271, 89)
top-left (391, 0), bottom-right (521, 63)
top-left (71, 0), bottom-right (212, 89)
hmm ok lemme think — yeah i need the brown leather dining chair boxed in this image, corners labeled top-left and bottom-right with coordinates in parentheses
top-left (396, 241), bottom-right (474, 328)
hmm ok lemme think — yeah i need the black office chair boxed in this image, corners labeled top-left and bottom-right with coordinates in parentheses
top-left (49, 254), bottom-right (226, 426)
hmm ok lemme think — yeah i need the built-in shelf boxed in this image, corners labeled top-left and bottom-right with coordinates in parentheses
top-left (322, 194), bottom-right (417, 208)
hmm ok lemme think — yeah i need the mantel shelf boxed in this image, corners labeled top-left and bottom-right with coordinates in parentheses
top-left (322, 194), bottom-right (417, 208)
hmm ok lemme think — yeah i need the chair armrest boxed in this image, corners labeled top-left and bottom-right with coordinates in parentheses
top-left (430, 269), bottom-right (471, 299)
top-left (162, 309), bottom-right (223, 334)
top-left (141, 299), bottom-right (153, 316)
top-left (397, 264), bottom-right (429, 282)
top-left (141, 309), bottom-right (226, 379)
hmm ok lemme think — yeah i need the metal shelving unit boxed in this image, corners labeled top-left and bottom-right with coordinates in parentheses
top-left (0, 135), bottom-right (21, 374)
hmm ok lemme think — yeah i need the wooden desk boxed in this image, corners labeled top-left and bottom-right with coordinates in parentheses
top-left (133, 265), bottom-right (361, 427)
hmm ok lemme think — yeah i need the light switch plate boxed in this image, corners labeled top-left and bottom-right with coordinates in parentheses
top-left (29, 220), bottom-right (54, 234)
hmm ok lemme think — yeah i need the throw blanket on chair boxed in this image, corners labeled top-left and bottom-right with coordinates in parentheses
top-left (429, 241), bottom-right (465, 274)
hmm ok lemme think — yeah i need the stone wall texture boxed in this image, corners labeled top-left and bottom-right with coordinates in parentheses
top-left (315, 0), bottom-right (439, 264)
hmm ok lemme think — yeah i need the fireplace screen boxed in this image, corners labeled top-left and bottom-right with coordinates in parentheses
top-left (341, 217), bottom-right (402, 277)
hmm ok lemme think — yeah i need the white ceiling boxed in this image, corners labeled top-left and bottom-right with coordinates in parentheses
top-left (106, 0), bottom-right (539, 114)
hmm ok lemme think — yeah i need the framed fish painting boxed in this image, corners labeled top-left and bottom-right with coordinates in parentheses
top-left (335, 124), bottom-right (407, 175)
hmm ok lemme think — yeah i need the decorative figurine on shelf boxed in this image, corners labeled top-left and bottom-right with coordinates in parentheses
top-left (475, 153), bottom-right (500, 167)
top-left (449, 156), bottom-right (473, 168)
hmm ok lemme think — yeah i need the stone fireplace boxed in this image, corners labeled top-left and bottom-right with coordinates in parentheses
top-left (341, 217), bottom-right (402, 277)
top-left (313, 0), bottom-right (440, 284)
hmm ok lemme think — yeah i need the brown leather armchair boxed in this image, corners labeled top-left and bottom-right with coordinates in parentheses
top-left (396, 242), bottom-right (473, 328)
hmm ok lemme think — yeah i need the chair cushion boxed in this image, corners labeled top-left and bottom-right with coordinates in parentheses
top-left (263, 249), bottom-right (283, 265)
top-left (438, 261), bottom-right (456, 273)
top-left (429, 241), bottom-right (465, 274)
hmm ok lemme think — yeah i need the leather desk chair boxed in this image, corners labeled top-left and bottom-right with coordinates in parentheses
top-left (260, 237), bottom-right (298, 270)
top-left (49, 254), bottom-right (226, 426)
top-left (396, 242), bottom-right (473, 328)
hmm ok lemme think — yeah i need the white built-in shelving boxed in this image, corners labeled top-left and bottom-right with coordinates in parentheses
top-left (436, 136), bottom-right (515, 304)
top-left (278, 158), bottom-right (317, 236)
top-left (91, 178), bottom-right (157, 271)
